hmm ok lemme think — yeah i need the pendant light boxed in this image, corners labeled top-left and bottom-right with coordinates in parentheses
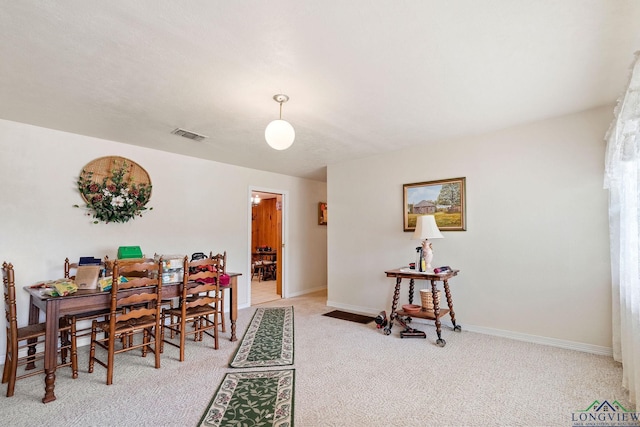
top-left (265, 94), bottom-right (295, 150)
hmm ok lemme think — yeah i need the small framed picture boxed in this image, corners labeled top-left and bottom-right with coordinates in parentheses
top-left (318, 202), bottom-right (327, 225)
top-left (403, 177), bottom-right (466, 231)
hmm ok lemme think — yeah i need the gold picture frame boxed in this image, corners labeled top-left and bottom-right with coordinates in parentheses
top-left (403, 177), bottom-right (466, 231)
top-left (318, 202), bottom-right (327, 225)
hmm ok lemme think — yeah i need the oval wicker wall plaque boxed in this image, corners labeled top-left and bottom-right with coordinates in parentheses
top-left (79, 156), bottom-right (151, 202)
top-left (76, 156), bottom-right (153, 223)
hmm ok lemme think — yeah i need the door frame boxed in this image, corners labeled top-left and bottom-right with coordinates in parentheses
top-left (248, 186), bottom-right (288, 304)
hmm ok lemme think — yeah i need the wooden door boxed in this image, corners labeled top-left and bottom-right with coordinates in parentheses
top-left (276, 194), bottom-right (282, 296)
top-left (251, 194), bottom-right (283, 297)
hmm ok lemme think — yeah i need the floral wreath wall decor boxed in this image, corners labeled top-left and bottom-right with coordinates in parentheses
top-left (74, 156), bottom-right (153, 224)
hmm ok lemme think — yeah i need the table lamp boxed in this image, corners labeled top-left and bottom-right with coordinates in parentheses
top-left (412, 215), bottom-right (444, 270)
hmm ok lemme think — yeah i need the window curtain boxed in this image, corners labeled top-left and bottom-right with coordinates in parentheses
top-left (605, 51), bottom-right (640, 409)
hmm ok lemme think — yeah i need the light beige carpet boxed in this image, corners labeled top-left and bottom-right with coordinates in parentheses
top-left (0, 290), bottom-right (629, 426)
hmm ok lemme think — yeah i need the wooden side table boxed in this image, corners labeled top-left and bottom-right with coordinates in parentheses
top-left (384, 268), bottom-right (461, 347)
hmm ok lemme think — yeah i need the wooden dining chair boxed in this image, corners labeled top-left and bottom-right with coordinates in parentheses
top-left (154, 253), bottom-right (187, 340)
top-left (107, 257), bottom-right (164, 349)
top-left (165, 251), bottom-right (225, 339)
top-left (88, 258), bottom-right (162, 385)
top-left (262, 256), bottom-right (276, 281)
top-left (251, 254), bottom-right (266, 282)
top-left (161, 256), bottom-right (222, 361)
top-left (209, 251), bottom-right (227, 332)
top-left (63, 257), bottom-right (111, 341)
top-left (2, 261), bottom-right (78, 397)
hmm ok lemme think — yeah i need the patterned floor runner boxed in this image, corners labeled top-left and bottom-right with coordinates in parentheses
top-left (230, 306), bottom-right (294, 368)
top-left (198, 369), bottom-right (295, 426)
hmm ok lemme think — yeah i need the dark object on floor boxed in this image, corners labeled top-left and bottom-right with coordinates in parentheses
top-left (375, 311), bottom-right (388, 329)
top-left (322, 310), bottom-right (375, 324)
top-left (400, 329), bottom-right (427, 338)
top-left (396, 315), bottom-right (426, 339)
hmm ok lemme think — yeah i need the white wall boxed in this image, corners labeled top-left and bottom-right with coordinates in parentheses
top-left (327, 106), bottom-right (612, 353)
top-left (0, 119), bottom-right (327, 356)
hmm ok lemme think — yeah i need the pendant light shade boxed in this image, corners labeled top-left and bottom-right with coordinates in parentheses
top-left (265, 94), bottom-right (295, 150)
top-left (265, 119), bottom-right (295, 150)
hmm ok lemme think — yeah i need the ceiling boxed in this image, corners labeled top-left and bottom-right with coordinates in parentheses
top-left (1, 2), bottom-right (639, 182)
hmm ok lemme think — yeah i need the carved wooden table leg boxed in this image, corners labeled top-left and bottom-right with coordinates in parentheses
top-left (43, 371), bottom-right (56, 403)
top-left (431, 279), bottom-right (445, 347)
top-left (229, 278), bottom-right (238, 341)
top-left (384, 277), bottom-right (402, 335)
top-left (230, 322), bottom-right (237, 341)
top-left (42, 299), bottom-right (60, 403)
top-left (408, 279), bottom-right (415, 304)
top-left (443, 279), bottom-right (461, 332)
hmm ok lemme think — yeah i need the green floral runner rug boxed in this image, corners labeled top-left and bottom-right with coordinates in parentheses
top-left (230, 306), bottom-right (294, 368)
top-left (198, 369), bottom-right (295, 427)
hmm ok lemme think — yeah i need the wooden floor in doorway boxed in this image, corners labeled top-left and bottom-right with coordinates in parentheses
top-left (251, 278), bottom-right (280, 305)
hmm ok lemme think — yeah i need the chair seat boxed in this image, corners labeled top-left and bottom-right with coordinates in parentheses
top-left (94, 315), bottom-right (157, 335)
top-left (17, 320), bottom-right (73, 341)
top-left (16, 323), bottom-right (47, 340)
top-left (164, 304), bottom-right (216, 319)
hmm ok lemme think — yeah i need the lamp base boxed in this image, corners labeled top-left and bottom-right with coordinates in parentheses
top-left (422, 239), bottom-right (434, 270)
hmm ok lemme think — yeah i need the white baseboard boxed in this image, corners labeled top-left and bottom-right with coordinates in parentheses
top-left (325, 300), bottom-right (613, 357)
top-left (459, 324), bottom-right (613, 357)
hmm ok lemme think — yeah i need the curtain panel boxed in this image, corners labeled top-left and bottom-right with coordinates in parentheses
top-left (605, 52), bottom-right (640, 409)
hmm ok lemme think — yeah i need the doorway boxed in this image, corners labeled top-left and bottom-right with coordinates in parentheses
top-left (249, 189), bottom-right (284, 305)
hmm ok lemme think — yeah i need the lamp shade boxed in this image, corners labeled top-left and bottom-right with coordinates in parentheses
top-left (412, 215), bottom-right (444, 240)
top-left (265, 119), bottom-right (295, 150)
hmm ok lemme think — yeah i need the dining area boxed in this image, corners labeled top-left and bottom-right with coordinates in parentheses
top-left (2, 251), bottom-right (241, 403)
top-left (251, 247), bottom-right (277, 282)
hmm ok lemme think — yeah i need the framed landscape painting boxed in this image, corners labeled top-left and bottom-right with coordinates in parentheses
top-left (403, 177), bottom-right (466, 232)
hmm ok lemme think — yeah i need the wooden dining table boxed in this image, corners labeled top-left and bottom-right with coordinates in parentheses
top-left (24, 272), bottom-right (240, 403)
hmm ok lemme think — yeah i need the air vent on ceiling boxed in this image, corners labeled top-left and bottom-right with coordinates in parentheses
top-left (171, 128), bottom-right (208, 142)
